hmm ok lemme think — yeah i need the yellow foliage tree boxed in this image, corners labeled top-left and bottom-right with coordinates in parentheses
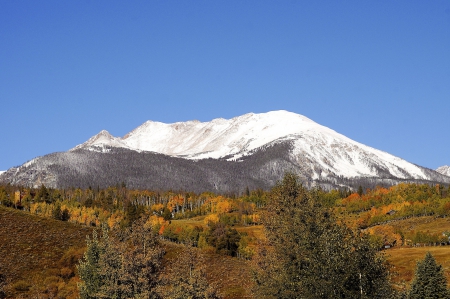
top-left (204, 213), bottom-right (219, 225)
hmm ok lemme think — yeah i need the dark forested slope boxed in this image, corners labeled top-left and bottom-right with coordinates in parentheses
top-left (1, 141), bottom-right (448, 193)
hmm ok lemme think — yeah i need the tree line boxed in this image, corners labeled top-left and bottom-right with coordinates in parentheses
top-left (339, 183), bottom-right (450, 228)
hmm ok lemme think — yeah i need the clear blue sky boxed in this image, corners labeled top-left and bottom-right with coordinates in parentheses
top-left (1, 1), bottom-right (449, 171)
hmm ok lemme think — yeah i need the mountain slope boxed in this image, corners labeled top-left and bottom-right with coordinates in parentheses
top-left (73, 110), bottom-right (433, 181)
top-left (73, 111), bottom-right (318, 159)
top-left (0, 143), bottom-right (296, 192)
top-left (120, 111), bottom-right (318, 159)
top-left (0, 205), bottom-right (91, 297)
top-left (436, 165), bottom-right (450, 177)
top-left (1, 110), bottom-right (449, 191)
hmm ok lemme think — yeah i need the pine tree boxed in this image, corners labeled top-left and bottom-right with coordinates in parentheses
top-left (358, 185), bottom-right (364, 197)
top-left (52, 202), bottom-right (62, 220)
top-left (409, 252), bottom-right (449, 299)
top-left (97, 226), bottom-right (122, 298)
top-left (61, 207), bottom-right (70, 221)
top-left (0, 273), bottom-right (6, 299)
top-left (35, 184), bottom-right (50, 203)
top-left (77, 230), bottom-right (103, 299)
top-left (253, 173), bottom-right (393, 299)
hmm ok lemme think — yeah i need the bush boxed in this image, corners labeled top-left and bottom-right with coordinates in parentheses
top-left (59, 247), bottom-right (85, 268)
top-left (60, 267), bottom-right (74, 279)
top-left (12, 280), bottom-right (31, 292)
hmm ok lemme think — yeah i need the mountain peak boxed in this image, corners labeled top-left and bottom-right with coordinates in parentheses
top-left (115, 110), bottom-right (328, 159)
top-left (98, 129), bottom-right (113, 137)
top-left (68, 110), bottom-right (438, 182)
top-left (436, 165), bottom-right (450, 177)
top-left (5, 110), bottom-right (450, 190)
top-left (72, 129), bottom-right (128, 151)
top-left (72, 110), bottom-right (322, 156)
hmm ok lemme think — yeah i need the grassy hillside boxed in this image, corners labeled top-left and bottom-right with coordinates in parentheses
top-left (0, 206), bottom-right (92, 297)
top-left (163, 242), bottom-right (254, 299)
top-left (3, 199), bottom-right (450, 298)
top-left (387, 246), bottom-right (450, 291)
top-left (0, 207), bottom-right (255, 298)
top-left (387, 216), bottom-right (450, 235)
top-left (367, 216), bottom-right (450, 290)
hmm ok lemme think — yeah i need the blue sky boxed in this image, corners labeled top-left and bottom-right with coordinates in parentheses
top-left (1, 1), bottom-right (449, 171)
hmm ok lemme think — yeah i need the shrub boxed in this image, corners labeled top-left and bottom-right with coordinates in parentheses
top-left (60, 267), bottom-right (74, 279)
top-left (12, 280), bottom-right (31, 292)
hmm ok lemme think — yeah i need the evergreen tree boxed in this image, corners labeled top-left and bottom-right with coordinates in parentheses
top-left (204, 221), bottom-right (241, 256)
top-left (61, 207), bottom-right (70, 221)
top-left (125, 202), bottom-right (145, 225)
top-left (77, 230), bottom-right (103, 299)
top-left (97, 226), bottom-right (123, 298)
top-left (245, 186), bottom-right (250, 197)
top-left (253, 173), bottom-right (393, 299)
top-left (0, 273), bottom-right (6, 299)
top-left (0, 188), bottom-right (8, 206)
top-left (35, 184), bottom-right (50, 203)
top-left (162, 207), bottom-right (172, 220)
top-left (52, 202), bottom-right (62, 220)
top-left (409, 252), bottom-right (449, 299)
top-left (358, 185), bottom-right (364, 197)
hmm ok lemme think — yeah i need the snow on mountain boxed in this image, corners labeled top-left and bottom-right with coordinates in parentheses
top-left (73, 111), bottom-right (320, 158)
top-left (121, 111), bottom-right (321, 159)
top-left (436, 166), bottom-right (450, 177)
top-left (71, 110), bottom-right (431, 181)
top-left (0, 171), bottom-right (5, 176)
top-left (72, 130), bottom-right (132, 153)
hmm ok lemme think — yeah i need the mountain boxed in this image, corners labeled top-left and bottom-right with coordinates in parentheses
top-left (71, 110), bottom-right (440, 181)
top-left (436, 165), bottom-right (450, 177)
top-left (71, 129), bottom-right (131, 152)
top-left (1, 110), bottom-right (449, 192)
top-left (72, 111), bottom-right (324, 160)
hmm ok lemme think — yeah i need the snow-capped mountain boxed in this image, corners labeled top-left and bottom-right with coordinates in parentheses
top-left (72, 130), bottom-right (131, 152)
top-left (436, 166), bottom-right (450, 177)
top-left (73, 110), bottom-right (431, 181)
top-left (1, 110), bottom-right (449, 191)
top-left (73, 111), bottom-right (320, 159)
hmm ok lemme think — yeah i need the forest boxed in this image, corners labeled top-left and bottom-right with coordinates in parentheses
top-left (3, 145), bottom-right (448, 194)
top-left (1, 174), bottom-right (450, 298)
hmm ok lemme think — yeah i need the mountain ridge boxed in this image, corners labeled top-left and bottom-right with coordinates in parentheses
top-left (436, 165), bottom-right (450, 177)
top-left (72, 110), bottom-right (320, 160)
top-left (1, 110), bottom-right (449, 191)
top-left (72, 110), bottom-right (431, 180)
